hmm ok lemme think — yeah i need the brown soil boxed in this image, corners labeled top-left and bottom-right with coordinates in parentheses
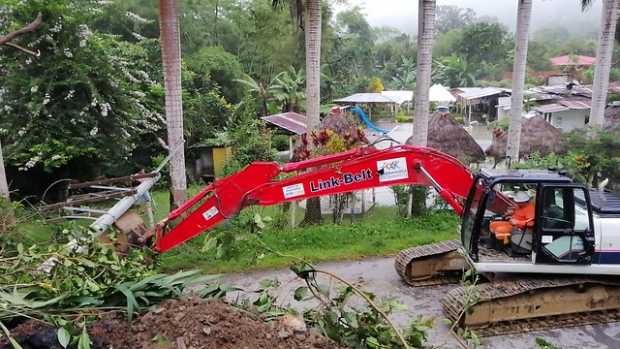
top-left (89, 298), bottom-right (341, 349)
top-left (1, 298), bottom-right (340, 349)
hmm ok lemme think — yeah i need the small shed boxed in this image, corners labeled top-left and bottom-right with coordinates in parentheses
top-left (534, 98), bottom-right (591, 132)
top-left (451, 87), bottom-right (511, 124)
top-left (188, 140), bottom-right (232, 182)
top-left (261, 112), bottom-right (308, 161)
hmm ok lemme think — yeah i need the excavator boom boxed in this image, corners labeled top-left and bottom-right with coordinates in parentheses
top-left (155, 145), bottom-right (473, 252)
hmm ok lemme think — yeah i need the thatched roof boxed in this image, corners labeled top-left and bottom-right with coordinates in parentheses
top-left (406, 112), bottom-right (485, 163)
top-left (605, 106), bottom-right (620, 131)
top-left (486, 116), bottom-right (565, 160)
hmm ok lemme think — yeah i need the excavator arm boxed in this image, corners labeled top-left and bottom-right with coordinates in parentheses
top-left (154, 145), bottom-right (474, 252)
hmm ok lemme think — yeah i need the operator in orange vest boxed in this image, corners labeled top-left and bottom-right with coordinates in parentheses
top-left (508, 191), bottom-right (536, 230)
top-left (490, 191), bottom-right (535, 245)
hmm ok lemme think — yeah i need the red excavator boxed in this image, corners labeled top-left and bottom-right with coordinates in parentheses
top-left (151, 145), bottom-right (620, 335)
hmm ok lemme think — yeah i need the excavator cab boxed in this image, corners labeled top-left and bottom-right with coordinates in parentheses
top-left (461, 169), bottom-right (596, 273)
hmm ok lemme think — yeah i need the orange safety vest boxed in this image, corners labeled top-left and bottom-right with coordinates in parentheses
top-left (510, 202), bottom-right (535, 229)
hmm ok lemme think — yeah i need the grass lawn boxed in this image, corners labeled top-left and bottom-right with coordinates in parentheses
top-left (10, 185), bottom-right (459, 275)
top-left (158, 205), bottom-right (459, 274)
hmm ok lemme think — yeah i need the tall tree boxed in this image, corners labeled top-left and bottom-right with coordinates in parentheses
top-left (304, 0), bottom-right (321, 131)
top-left (159, 0), bottom-right (187, 208)
top-left (506, 0), bottom-right (533, 161)
top-left (411, 0), bottom-right (436, 147)
top-left (585, 0), bottom-right (620, 127)
top-left (273, 0), bottom-right (323, 224)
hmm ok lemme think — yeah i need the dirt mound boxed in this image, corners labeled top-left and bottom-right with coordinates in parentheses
top-left (90, 298), bottom-right (341, 349)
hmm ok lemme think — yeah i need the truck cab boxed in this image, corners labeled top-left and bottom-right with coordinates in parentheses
top-left (459, 169), bottom-right (620, 275)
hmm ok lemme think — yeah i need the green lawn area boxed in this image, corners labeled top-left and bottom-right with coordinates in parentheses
top-left (10, 186), bottom-right (459, 275)
top-left (158, 205), bottom-right (459, 274)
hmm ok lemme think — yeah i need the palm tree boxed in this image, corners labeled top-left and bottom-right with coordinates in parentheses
top-left (506, 0), bottom-right (533, 162)
top-left (159, 0), bottom-right (187, 208)
top-left (272, 0), bottom-right (322, 224)
top-left (272, 0), bottom-right (321, 130)
top-left (271, 66), bottom-right (306, 112)
top-left (583, 0), bottom-right (620, 127)
top-left (304, 0), bottom-right (321, 132)
top-left (411, 0), bottom-right (436, 147)
top-left (235, 74), bottom-right (278, 116)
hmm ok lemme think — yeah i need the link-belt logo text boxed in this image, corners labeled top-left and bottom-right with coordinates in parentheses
top-left (309, 169), bottom-right (373, 192)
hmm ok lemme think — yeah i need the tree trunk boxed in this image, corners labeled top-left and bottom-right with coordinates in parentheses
top-left (506, 0), bottom-right (533, 162)
top-left (302, 0), bottom-right (322, 224)
top-left (408, 0), bottom-right (435, 218)
top-left (0, 139), bottom-right (9, 201)
top-left (304, 0), bottom-right (321, 131)
top-left (590, 0), bottom-right (620, 127)
top-left (411, 0), bottom-right (435, 147)
top-left (159, 0), bottom-right (187, 209)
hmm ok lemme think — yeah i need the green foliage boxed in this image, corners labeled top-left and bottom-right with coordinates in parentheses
top-left (187, 46), bottom-right (245, 102)
top-left (292, 265), bottom-right (432, 348)
top-left (272, 134), bottom-right (290, 151)
top-left (223, 94), bottom-right (276, 174)
top-left (434, 54), bottom-right (476, 88)
top-left (536, 337), bottom-right (560, 349)
top-left (0, 226), bottom-right (229, 325)
top-left (1, 1), bottom-right (163, 174)
top-left (395, 112), bottom-right (412, 123)
top-left (515, 129), bottom-right (620, 190)
top-left (160, 207), bottom-right (459, 273)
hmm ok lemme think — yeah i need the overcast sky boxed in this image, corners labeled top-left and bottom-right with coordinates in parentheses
top-left (335, 0), bottom-right (602, 34)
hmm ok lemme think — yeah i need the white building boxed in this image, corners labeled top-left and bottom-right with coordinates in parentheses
top-left (534, 99), bottom-right (591, 132)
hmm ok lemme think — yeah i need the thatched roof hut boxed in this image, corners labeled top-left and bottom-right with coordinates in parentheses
top-left (486, 116), bottom-right (565, 161)
top-left (406, 112), bottom-right (485, 163)
top-left (605, 106), bottom-right (620, 131)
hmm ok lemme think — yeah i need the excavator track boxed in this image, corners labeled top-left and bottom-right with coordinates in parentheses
top-left (395, 239), bottom-right (468, 286)
top-left (442, 277), bottom-right (620, 337)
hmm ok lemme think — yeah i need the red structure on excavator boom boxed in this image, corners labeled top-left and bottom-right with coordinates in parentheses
top-left (154, 145), bottom-right (474, 252)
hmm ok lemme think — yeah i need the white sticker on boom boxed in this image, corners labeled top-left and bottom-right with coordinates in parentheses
top-left (202, 207), bottom-right (219, 221)
top-left (542, 235), bottom-right (554, 244)
top-left (283, 183), bottom-right (305, 199)
top-left (377, 157), bottom-right (409, 182)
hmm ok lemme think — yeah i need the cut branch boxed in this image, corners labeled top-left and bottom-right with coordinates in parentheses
top-left (0, 12), bottom-right (43, 46)
top-left (4, 42), bottom-right (39, 56)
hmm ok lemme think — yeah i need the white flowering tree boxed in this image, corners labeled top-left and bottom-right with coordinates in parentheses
top-left (0, 11), bottom-right (44, 202)
top-left (0, 1), bottom-right (164, 179)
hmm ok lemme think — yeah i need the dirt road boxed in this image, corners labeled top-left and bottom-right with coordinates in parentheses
top-left (223, 256), bottom-right (620, 349)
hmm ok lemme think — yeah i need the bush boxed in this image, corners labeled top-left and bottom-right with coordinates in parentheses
top-left (272, 134), bottom-right (290, 152)
top-left (395, 112), bottom-right (412, 123)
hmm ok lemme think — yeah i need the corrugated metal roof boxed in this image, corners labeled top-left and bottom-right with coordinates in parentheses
top-left (333, 93), bottom-right (396, 104)
top-left (535, 103), bottom-right (569, 113)
top-left (380, 90), bottom-right (413, 104)
top-left (452, 87), bottom-right (510, 100)
top-left (550, 55), bottom-right (596, 66)
top-left (559, 99), bottom-right (590, 110)
top-left (261, 112), bottom-right (308, 135)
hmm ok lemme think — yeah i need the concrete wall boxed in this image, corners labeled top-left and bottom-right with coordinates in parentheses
top-left (551, 109), bottom-right (588, 132)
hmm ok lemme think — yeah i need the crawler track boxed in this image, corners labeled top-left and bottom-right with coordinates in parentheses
top-left (442, 277), bottom-right (620, 336)
top-left (394, 239), bottom-right (465, 286)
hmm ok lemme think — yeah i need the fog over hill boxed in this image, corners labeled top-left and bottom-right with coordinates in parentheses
top-left (337, 0), bottom-right (602, 37)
